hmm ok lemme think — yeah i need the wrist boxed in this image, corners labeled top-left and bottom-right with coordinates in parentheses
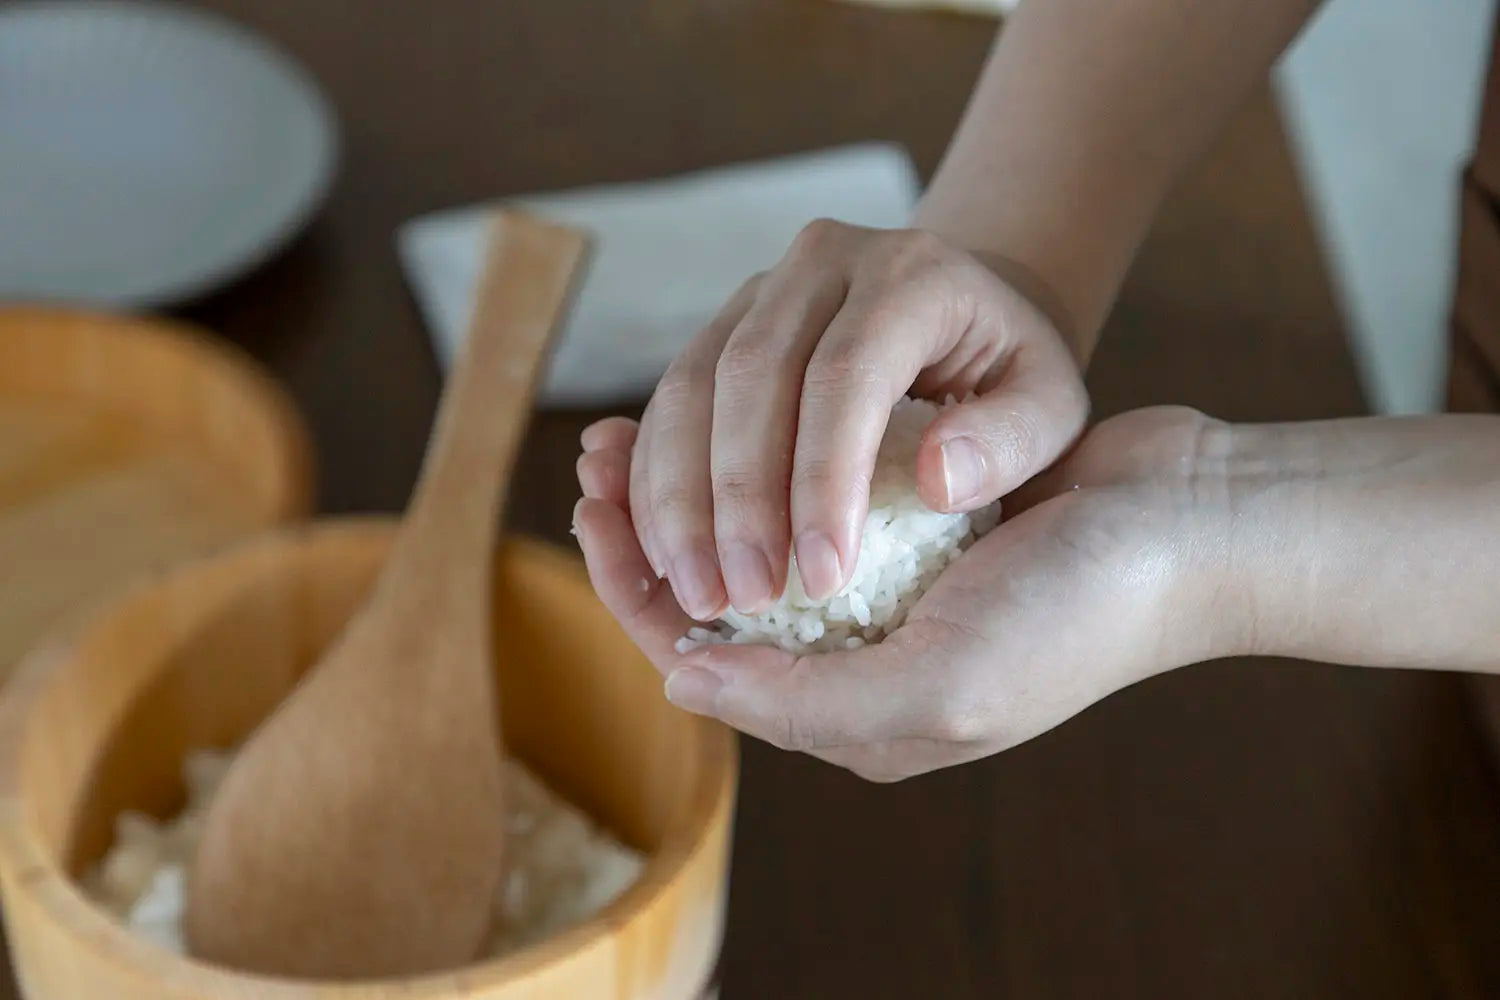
top-left (1190, 420), bottom-right (1321, 662)
top-left (1153, 416), bottom-right (1266, 668)
top-left (1201, 415), bottom-right (1500, 671)
top-left (1157, 415), bottom-right (1344, 667)
top-left (1059, 409), bottom-right (1272, 678)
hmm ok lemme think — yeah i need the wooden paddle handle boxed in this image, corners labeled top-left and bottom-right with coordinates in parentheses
top-left (391, 212), bottom-right (591, 590)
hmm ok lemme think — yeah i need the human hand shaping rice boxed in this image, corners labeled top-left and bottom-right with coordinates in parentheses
top-left (605, 220), bottom-right (1089, 624)
top-left (574, 392), bottom-right (1226, 781)
top-left (580, 0), bottom-right (1500, 780)
top-left (572, 221), bottom-right (1099, 781)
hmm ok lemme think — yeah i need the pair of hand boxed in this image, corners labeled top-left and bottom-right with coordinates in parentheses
top-left (573, 222), bottom-right (1237, 782)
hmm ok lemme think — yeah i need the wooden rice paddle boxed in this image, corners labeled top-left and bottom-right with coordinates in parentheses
top-left (185, 213), bottom-right (590, 979)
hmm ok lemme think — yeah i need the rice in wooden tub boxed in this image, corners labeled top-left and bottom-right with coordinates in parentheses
top-left (83, 749), bottom-right (645, 960)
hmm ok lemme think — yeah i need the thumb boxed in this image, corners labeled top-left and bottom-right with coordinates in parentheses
top-left (916, 342), bottom-right (1090, 513)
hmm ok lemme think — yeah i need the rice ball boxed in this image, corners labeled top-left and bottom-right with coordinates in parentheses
top-left (677, 396), bottom-right (1001, 655)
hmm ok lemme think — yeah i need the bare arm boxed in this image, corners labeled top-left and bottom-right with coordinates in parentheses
top-left (1216, 415), bottom-right (1500, 675)
top-left (588, 0), bottom-right (1328, 635)
top-left (915, 0), bottom-right (1323, 360)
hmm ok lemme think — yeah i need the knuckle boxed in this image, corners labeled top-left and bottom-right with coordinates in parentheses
top-left (652, 366), bottom-right (698, 413)
top-left (647, 482), bottom-right (695, 528)
top-left (658, 337), bottom-right (723, 397)
top-left (714, 339), bottom-right (778, 388)
top-left (577, 450), bottom-right (613, 490)
top-left (825, 285), bottom-right (927, 361)
top-left (790, 453), bottom-right (868, 517)
top-left (789, 454), bottom-right (837, 499)
top-left (732, 271), bottom-right (768, 306)
top-left (874, 228), bottom-right (947, 276)
top-left (713, 483), bottom-right (784, 543)
top-left (711, 461), bottom-right (758, 502)
top-left (711, 462), bottom-right (774, 519)
top-left (804, 339), bottom-right (882, 393)
top-left (580, 447), bottom-right (617, 471)
top-left (790, 217), bottom-right (847, 257)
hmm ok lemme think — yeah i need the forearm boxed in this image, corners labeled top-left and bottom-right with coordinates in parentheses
top-left (914, 0), bottom-right (1321, 362)
top-left (1215, 415), bottom-right (1500, 674)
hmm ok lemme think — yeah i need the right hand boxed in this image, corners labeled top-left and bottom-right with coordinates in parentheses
top-left (581, 219), bottom-right (1089, 621)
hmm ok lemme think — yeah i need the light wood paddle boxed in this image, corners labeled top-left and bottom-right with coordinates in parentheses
top-left (185, 212), bottom-right (591, 979)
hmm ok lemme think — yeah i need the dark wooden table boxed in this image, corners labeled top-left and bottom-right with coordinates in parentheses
top-left (35, 0), bottom-right (1500, 996)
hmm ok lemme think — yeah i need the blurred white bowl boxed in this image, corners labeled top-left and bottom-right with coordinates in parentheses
top-left (0, 1), bottom-right (338, 307)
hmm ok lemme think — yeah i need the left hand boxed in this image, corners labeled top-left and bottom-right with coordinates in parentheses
top-left (574, 405), bottom-right (1245, 781)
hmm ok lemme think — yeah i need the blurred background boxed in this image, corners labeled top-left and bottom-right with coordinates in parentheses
top-left (3, 0), bottom-right (1500, 997)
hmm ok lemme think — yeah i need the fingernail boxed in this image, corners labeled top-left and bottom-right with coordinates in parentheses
top-left (795, 531), bottom-right (843, 601)
top-left (720, 543), bottom-right (774, 613)
top-left (665, 667), bottom-right (724, 714)
top-left (644, 537), bottom-right (666, 578)
top-left (670, 550), bottom-right (726, 621)
top-left (940, 436), bottom-right (987, 510)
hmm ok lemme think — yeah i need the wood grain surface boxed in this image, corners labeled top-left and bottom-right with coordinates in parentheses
top-left (6, 1), bottom-right (1496, 996)
top-left (0, 526), bottom-right (734, 1000)
top-left (0, 309), bottom-right (313, 686)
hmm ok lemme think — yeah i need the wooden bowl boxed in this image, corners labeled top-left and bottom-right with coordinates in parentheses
top-left (0, 305), bottom-right (315, 681)
top-left (0, 519), bottom-right (738, 999)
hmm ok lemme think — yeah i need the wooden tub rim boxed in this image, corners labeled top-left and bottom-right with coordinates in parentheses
top-left (0, 517), bottom-right (738, 996)
top-left (0, 303), bottom-right (317, 528)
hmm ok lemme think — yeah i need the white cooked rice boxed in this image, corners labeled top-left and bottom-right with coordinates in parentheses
top-left (83, 748), bottom-right (645, 960)
top-left (677, 396), bottom-right (1001, 655)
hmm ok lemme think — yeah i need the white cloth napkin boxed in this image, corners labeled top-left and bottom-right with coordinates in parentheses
top-left (397, 143), bottom-right (920, 409)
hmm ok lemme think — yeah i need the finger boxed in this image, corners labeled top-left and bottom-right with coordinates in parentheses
top-left (573, 497), bottom-right (695, 671)
top-left (915, 329), bottom-right (1089, 513)
top-left (661, 634), bottom-right (944, 751)
top-left (646, 280), bottom-right (759, 621)
top-left (576, 447), bottom-right (631, 506)
top-left (712, 256), bottom-right (849, 614)
top-left (630, 398), bottom-right (664, 576)
top-left (789, 276), bottom-right (957, 600)
top-left (581, 417), bottom-right (639, 454)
